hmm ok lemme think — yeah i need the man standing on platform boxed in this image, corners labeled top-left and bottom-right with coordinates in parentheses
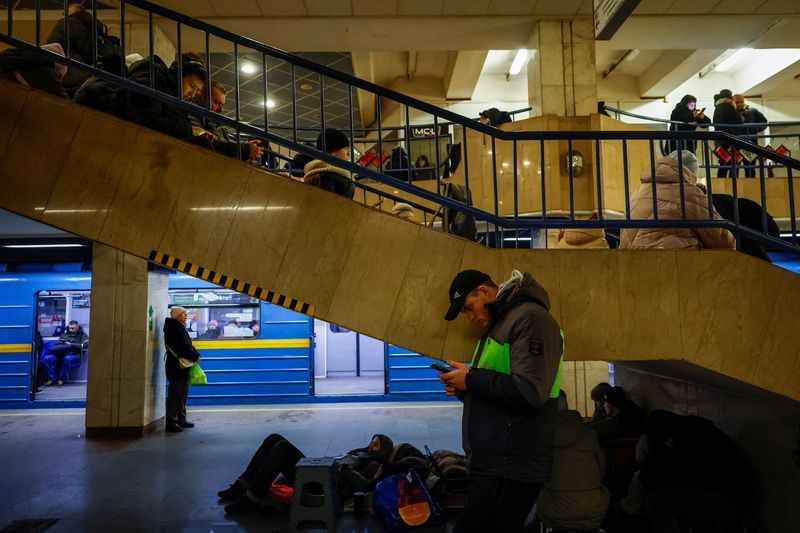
top-left (439, 269), bottom-right (564, 533)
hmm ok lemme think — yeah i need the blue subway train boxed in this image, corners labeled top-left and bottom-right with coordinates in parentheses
top-left (0, 267), bottom-right (449, 408)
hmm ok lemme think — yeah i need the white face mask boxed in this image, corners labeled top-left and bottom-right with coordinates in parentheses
top-left (687, 102), bottom-right (696, 111)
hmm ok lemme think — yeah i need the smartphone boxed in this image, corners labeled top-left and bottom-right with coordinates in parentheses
top-left (430, 363), bottom-right (454, 373)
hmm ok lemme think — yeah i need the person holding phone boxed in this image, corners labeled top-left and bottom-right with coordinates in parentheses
top-left (439, 269), bottom-right (564, 533)
top-left (667, 94), bottom-right (711, 155)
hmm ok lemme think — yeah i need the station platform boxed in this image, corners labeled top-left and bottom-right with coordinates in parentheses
top-left (0, 402), bottom-right (462, 532)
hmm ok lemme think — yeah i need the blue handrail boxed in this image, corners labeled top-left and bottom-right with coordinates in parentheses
top-left (2, 0), bottom-right (800, 258)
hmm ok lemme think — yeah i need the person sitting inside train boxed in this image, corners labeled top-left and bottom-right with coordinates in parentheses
top-left (248, 320), bottom-right (260, 337)
top-left (218, 433), bottom-right (430, 516)
top-left (42, 320), bottom-right (88, 386)
top-left (199, 319), bottom-right (222, 340)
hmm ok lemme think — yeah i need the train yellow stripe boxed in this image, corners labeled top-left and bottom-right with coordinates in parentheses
top-left (193, 339), bottom-right (310, 349)
top-left (0, 343), bottom-right (32, 353)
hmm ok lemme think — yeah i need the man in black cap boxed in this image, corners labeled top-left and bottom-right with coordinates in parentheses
top-left (302, 127), bottom-right (355, 198)
top-left (478, 107), bottom-right (512, 127)
top-left (438, 269), bottom-right (564, 533)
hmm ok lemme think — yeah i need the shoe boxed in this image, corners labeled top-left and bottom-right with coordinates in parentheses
top-left (57, 380), bottom-right (64, 387)
top-left (165, 424), bottom-right (183, 433)
top-left (45, 380), bottom-right (54, 386)
top-left (224, 496), bottom-right (260, 515)
top-left (218, 480), bottom-right (246, 500)
top-left (178, 420), bottom-right (194, 428)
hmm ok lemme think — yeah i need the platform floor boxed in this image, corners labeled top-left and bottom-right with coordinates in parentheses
top-left (0, 402), bottom-right (463, 532)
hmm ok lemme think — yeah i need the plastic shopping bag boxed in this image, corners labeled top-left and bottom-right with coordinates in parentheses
top-left (188, 363), bottom-right (207, 386)
top-left (373, 469), bottom-right (443, 531)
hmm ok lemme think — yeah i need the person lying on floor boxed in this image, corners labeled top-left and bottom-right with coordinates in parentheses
top-left (218, 433), bottom-right (430, 515)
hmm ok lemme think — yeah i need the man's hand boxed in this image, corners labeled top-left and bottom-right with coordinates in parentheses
top-left (248, 139), bottom-right (265, 161)
top-left (439, 360), bottom-right (470, 396)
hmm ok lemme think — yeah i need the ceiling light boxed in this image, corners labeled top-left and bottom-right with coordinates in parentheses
top-left (715, 48), bottom-right (753, 72)
top-left (299, 83), bottom-right (313, 91)
top-left (240, 63), bottom-right (257, 75)
top-left (503, 237), bottom-right (532, 242)
top-left (266, 99), bottom-right (276, 108)
top-left (3, 243), bottom-right (84, 248)
top-left (508, 49), bottom-right (529, 77)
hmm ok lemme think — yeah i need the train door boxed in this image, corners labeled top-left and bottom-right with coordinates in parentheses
top-left (33, 290), bottom-right (90, 401)
top-left (313, 319), bottom-right (386, 396)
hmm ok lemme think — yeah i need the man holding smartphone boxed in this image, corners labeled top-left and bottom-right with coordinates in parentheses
top-left (439, 269), bottom-right (564, 533)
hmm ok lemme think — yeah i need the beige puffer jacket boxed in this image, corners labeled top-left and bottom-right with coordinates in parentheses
top-left (556, 228), bottom-right (609, 249)
top-left (620, 157), bottom-right (735, 250)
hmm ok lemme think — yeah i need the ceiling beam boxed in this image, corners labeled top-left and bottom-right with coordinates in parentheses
top-left (637, 49), bottom-right (725, 98)
top-left (443, 50), bottom-right (488, 101)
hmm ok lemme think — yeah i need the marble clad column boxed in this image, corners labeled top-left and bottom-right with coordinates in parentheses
top-left (528, 19), bottom-right (597, 117)
top-left (85, 243), bottom-right (169, 438)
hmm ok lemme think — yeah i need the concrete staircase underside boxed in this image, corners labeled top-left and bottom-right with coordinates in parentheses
top-left (1, 81), bottom-right (798, 402)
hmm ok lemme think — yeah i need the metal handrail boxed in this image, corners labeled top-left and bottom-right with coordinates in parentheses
top-left (603, 105), bottom-right (800, 131)
top-left (3, 0), bottom-right (800, 257)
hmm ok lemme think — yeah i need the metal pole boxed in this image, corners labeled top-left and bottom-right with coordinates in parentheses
top-left (540, 140), bottom-right (547, 221)
top-left (595, 139), bottom-right (604, 220)
top-left (148, 11), bottom-right (154, 89)
top-left (622, 139), bottom-right (631, 220)
top-left (649, 140), bottom-right (658, 220)
top-left (567, 139), bottom-right (575, 220)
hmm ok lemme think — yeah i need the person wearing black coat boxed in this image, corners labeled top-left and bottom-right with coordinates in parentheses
top-left (303, 128), bottom-right (356, 199)
top-left (45, 3), bottom-right (108, 97)
top-left (667, 94), bottom-right (710, 154)
top-left (639, 410), bottom-right (752, 533)
top-left (711, 193), bottom-right (780, 261)
top-left (163, 306), bottom-right (200, 433)
top-left (0, 44), bottom-right (68, 98)
top-left (126, 53), bottom-right (206, 139)
top-left (72, 53), bottom-right (126, 115)
top-left (733, 94), bottom-right (769, 177)
top-left (712, 90), bottom-right (744, 177)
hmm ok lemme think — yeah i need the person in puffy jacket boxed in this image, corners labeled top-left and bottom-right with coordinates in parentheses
top-left (163, 306), bottom-right (200, 433)
top-left (536, 394), bottom-right (610, 530)
top-left (556, 212), bottom-right (609, 249)
top-left (620, 151), bottom-right (735, 250)
top-left (303, 128), bottom-right (356, 199)
top-left (126, 52), bottom-right (206, 139)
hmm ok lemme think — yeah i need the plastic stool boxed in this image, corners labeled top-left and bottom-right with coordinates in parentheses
top-left (288, 457), bottom-right (341, 531)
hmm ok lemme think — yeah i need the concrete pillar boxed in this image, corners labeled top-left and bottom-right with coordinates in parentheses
top-left (85, 244), bottom-right (169, 438)
top-left (527, 20), bottom-right (597, 117)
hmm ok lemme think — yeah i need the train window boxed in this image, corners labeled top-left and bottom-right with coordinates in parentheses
top-left (168, 289), bottom-right (261, 340)
top-left (37, 296), bottom-right (67, 337)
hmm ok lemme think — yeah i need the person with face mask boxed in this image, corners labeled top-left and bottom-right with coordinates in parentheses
top-left (667, 95), bottom-right (710, 155)
top-left (125, 52), bottom-right (207, 139)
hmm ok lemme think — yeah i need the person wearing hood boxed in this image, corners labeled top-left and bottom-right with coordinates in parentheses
top-left (535, 391), bottom-right (611, 530)
top-left (218, 433), bottom-right (401, 516)
top-left (439, 269), bottom-right (564, 533)
top-left (163, 306), bottom-right (200, 433)
top-left (712, 89), bottom-right (744, 177)
top-left (556, 212), bottom-right (609, 249)
top-left (126, 52), bottom-right (207, 139)
top-left (590, 382), bottom-right (612, 422)
top-left (303, 128), bottom-right (356, 199)
top-left (620, 150), bottom-right (736, 250)
top-left (667, 94), bottom-right (710, 154)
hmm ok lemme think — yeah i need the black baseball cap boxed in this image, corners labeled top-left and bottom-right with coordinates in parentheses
top-left (444, 269), bottom-right (491, 321)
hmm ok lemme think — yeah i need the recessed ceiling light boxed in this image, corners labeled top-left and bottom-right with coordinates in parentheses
top-left (266, 99), bottom-right (276, 108)
top-left (299, 83), bottom-right (313, 91)
top-left (240, 63), bottom-right (257, 75)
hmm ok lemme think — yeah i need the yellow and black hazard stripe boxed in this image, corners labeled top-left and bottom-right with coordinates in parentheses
top-left (148, 251), bottom-right (315, 316)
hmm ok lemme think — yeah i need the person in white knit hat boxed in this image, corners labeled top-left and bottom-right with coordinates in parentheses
top-left (163, 306), bottom-right (200, 433)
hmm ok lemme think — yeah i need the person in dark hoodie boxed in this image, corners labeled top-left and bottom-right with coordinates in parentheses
top-left (126, 52), bottom-right (207, 139)
top-left (712, 89), bottom-right (744, 177)
top-left (303, 128), bottom-right (356, 199)
top-left (639, 410), bottom-right (752, 533)
top-left (667, 94), bottom-right (710, 154)
top-left (478, 107), bottom-right (512, 127)
top-left (711, 193), bottom-right (780, 261)
top-left (72, 52), bottom-right (126, 115)
top-left (439, 269), bottom-right (564, 533)
top-left (219, 433), bottom-right (403, 515)
top-left (163, 306), bottom-right (201, 433)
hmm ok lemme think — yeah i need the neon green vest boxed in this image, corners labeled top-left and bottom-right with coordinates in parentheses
top-left (471, 330), bottom-right (565, 399)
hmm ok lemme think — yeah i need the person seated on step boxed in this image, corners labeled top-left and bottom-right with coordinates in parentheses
top-left (303, 128), bottom-right (355, 199)
top-left (42, 320), bottom-right (88, 386)
top-left (218, 433), bottom-right (430, 516)
top-left (589, 386), bottom-right (645, 441)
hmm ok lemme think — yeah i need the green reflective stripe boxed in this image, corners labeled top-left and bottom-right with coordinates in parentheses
top-left (549, 330), bottom-right (566, 398)
top-left (472, 337), bottom-right (510, 375)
